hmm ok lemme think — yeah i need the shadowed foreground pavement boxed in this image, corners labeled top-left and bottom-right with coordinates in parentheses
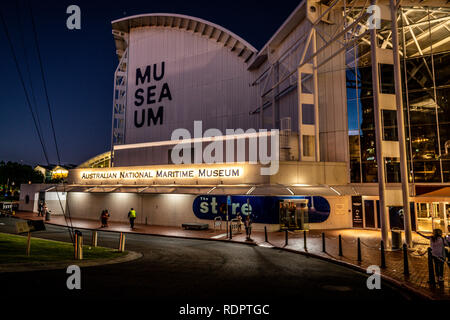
top-left (0, 216), bottom-right (416, 303)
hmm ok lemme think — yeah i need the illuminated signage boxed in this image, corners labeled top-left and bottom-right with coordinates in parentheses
top-left (79, 167), bottom-right (244, 181)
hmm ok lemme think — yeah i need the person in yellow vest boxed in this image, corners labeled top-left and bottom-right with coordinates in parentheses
top-left (128, 208), bottom-right (136, 229)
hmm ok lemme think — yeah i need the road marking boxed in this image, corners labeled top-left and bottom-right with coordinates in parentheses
top-left (258, 243), bottom-right (274, 248)
top-left (211, 233), bottom-right (227, 239)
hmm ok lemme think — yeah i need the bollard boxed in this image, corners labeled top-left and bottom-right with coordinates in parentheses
top-left (26, 231), bottom-right (31, 256)
top-left (303, 230), bottom-right (307, 251)
top-left (427, 247), bottom-right (436, 285)
top-left (74, 231), bottom-right (78, 259)
top-left (380, 240), bottom-right (386, 268)
top-left (78, 234), bottom-right (83, 260)
top-left (357, 238), bottom-right (362, 262)
top-left (119, 232), bottom-right (126, 252)
top-left (403, 243), bottom-right (409, 276)
top-left (74, 230), bottom-right (83, 260)
top-left (229, 225), bottom-right (232, 240)
top-left (92, 231), bottom-right (98, 247)
top-left (264, 226), bottom-right (268, 242)
top-left (322, 232), bottom-right (326, 252)
top-left (338, 235), bottom-right (343, 257)
top-left (285, 230), bottom-right (288, 246)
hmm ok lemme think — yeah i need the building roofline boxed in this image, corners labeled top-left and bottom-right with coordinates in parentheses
top-left (111, 13), bottom-right (257, 63)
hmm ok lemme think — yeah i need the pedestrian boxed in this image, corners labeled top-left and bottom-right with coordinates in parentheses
top-left (37, 200), bottom-right (43, 217)
top-left (418, 228), bottom-right (448, 283)
top-left (244, 214), bottom-right (252, 241)
top-left (237, 214), bottom-right (243, 232)
top-left (42, 202), bottom-right (49, 221)
top-left (100, 209), bottom-right (110, 228)
top-left (128, 207), bottom-right (136, 229)
top-left (104, 209), bottom-right (110, 227)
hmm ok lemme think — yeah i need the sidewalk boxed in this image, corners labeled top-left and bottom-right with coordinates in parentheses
top-left (8, 211), bottom-right (450, 299)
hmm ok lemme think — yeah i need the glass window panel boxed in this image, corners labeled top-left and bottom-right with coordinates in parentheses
top-left (408, 88), bottom-right (440, 182)
top-left (302, 135), bottom-right (315, 157)
top-left (349, 135), bottom-right (361, 183)
top-left (437, 88), bottom-right (450, 181)
top-left (385, 157), bottom-right (401, 183)
top-left (405, 56), bottom-right (433, 92)
top-left (379, 64), bottom-right (395, 94)
top-left (433, 52), bottom-right (450, 88)
top-left (301, 73), bottom-right (314, 94)
top-left (302, 104), bottom-right (315, 125)
top-left (382, 109), bottom-right (398, 141)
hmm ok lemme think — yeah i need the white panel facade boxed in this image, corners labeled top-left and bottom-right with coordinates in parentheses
top-left (125, 27), bottom-right (257, 145)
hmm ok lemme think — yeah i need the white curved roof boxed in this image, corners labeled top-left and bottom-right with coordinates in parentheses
top-left (112, 13), bottom-right (257, 63)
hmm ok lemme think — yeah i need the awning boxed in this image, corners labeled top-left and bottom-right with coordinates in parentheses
top-left (416, 187), bottom-right (450, 198)
top-left (47, 184), bottom-right (356, 196)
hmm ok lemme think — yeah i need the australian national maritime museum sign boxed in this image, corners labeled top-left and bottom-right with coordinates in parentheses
top-left (68, 164), bottom-right (258, 185)
top-left (80, 168), bottom-right (242, 180)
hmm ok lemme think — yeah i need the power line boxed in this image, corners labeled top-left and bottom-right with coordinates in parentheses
top-left (28, 0), bottom-right (61, 166)
top-left (27, 0), bottom-right (75, 241)
top-left (15, 0), bottom-right (47, 156)
top-left (0, 10), bottom-right (50, 165)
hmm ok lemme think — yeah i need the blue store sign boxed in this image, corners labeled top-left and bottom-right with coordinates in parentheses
top-left (192, 195), bottom-right (330, 224)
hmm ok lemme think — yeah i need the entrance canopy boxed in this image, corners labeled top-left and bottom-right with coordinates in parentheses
top-left (49, 184), bottom-right (348, 196)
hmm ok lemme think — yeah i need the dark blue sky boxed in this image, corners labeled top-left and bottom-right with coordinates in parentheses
top-left (0, 0), bottom-right (300, 166)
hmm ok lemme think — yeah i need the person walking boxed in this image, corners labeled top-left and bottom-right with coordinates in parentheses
top-left (244, 214), bottom-right (252, 241)
top-left (100, 209), bottom-right (110, 228)
top-left (128, 208), bottom-right (136, 229)
top-left (418, 228), bottom-right (448, 283)
top-left (37, 200), bottom-right (43, 217)
top-left (42, 202), bottom-right (49, 221)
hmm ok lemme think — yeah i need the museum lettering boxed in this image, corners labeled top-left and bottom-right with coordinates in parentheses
top-left (133, 61), bottom-right (172, 128)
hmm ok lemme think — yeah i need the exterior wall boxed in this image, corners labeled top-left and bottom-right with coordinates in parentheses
top-left (65, 192), bottom-right (349, 231)
top-left (124, 26), bottom-right (257, 146)
top-left (316, 9), bottom-right (349, 164)
top-left (309, 196), bottom-right (352, 230)
top-left (18, 183), bottom-right (66, 215)
top-left (19, 184), bottom-right (42, 212)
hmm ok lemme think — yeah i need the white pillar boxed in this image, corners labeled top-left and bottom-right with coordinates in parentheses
top-left (370, 0), bottom-right (390, 248)
top-left (390, 0), bottom-right (413, 247)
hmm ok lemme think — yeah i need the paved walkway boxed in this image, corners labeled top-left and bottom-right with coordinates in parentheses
top-left (7, 211), bottom-right (450, 299)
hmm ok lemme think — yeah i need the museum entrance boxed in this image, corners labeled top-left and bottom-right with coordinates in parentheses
top-left (416, 202), bottom-right (450, 233)
top-left (279, 199), bottom-right (309, 230)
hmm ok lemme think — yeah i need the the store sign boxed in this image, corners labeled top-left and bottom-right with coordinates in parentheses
top-left (192, 195), bottom-right (331, 224)
top-left (79, 167), bottom-right (244, 182)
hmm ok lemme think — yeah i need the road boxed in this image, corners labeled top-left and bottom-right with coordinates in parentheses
top-left (0, 216), bottom-right (417, 304)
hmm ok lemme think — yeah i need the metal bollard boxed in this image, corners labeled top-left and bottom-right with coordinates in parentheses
top-left (74, 230), bottom-right (83, 260)
top-left (338, 235), bottom-right (343, 257)
top-left (118, 232), bottom-right (126, 252)
top-left (322, 232), bottom-right (326, 252)
top-left (303, 230), bottom-right (307, 251)
top-left (264, 226), bottom-right (268, 242)
top-left (427, 247), bottom-right (436, 285)
top-left (403, 243), bottom-right (409, 276)
top-left (285, 230), bottom-right (288, 246)
top-left (357, 238), bottom-right (362, 262)
top-left (92, 231), bottom-right (98, 247)
top-left (380, 240), bottom-right (386, 268)
top-left (229, 225), bottom-right (232, 240)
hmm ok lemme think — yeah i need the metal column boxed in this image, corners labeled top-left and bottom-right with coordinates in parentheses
top-left (390, 0), bottom-right (412, 247)
top-left (370, 0), bottom-right (390, 248)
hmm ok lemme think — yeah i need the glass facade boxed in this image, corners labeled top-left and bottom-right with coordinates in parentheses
top-left (347, 7), bottom-right (450, 184)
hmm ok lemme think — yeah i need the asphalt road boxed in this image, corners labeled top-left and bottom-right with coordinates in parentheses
top-left (0, 216), bottom-right (417, 304)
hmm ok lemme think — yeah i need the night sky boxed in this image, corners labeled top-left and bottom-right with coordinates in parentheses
top-left (0, 0), bottom-right (301, 166)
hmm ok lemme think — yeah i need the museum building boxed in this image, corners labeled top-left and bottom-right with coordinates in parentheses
top-left (19, 1), bottom-right (450, 246)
